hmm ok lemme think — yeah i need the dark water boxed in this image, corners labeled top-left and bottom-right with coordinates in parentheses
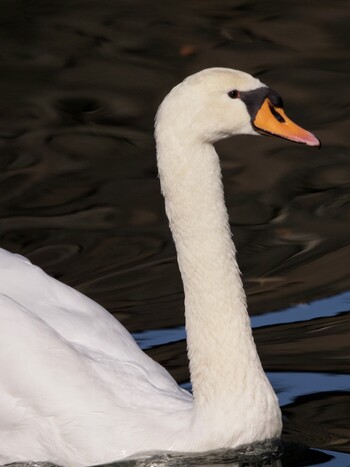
top-left (0, 0), bottom-right (349, 466)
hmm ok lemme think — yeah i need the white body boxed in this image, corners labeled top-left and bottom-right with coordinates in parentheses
top-left (0, 69), bottom-right (282, 466)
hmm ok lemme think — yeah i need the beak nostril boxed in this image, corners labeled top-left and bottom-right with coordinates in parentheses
top-left (269, 105), bottom-right (285, 123)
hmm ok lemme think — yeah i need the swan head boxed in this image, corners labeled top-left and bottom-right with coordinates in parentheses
top-left (156, 68), bottom-right (320, 147)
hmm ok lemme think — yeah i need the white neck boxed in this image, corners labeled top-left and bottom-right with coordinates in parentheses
top-left (156, 123), bottom-right (272, 416)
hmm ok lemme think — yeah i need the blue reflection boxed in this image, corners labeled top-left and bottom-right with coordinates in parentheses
top-left (133, 326), bottom-right (186, 350)
top-left (133, 291), bottom-right (350, 351)
top-left (319, 450), bottom-right (349, 466)
top-left (267, 372), bottom-right (349, 406)
top-left (251, 291), bottom-right (350, 328)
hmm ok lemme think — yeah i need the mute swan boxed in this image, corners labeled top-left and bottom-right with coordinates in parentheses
top-left (0, 68), bottom-right (319, 466)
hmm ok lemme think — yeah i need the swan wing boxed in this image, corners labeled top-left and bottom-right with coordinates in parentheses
top-left (0, 293), bottom-right (191, 464)
top-left (0, 248), bottom-right (188, 393)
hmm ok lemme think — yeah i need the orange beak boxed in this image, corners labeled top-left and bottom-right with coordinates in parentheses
top-left (253, 98), bottom-right (320, 147)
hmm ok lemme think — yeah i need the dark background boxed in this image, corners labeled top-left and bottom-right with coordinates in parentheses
top-left (0, 1), bottom-right (349, 464)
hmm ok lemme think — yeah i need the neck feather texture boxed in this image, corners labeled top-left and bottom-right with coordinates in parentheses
top-left (156, 121), bottom-right (276, 419)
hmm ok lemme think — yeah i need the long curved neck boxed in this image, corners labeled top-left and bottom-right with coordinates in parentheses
top-left (156, 123), bottom-right (267, 411)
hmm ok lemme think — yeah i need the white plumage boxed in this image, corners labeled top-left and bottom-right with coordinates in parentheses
top-left (0, 68), bottom-right (320, 466)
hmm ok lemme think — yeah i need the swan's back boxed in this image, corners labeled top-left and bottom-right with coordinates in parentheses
top-left (0, 248), bottom-right (134, 356)
top-left (0, 248), bottom-right (192, 465)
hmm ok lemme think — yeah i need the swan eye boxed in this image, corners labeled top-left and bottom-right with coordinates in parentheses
top-left (228, 90), bottom-right (239, 99)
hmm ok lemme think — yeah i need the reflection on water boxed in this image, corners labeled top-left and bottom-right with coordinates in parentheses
top-left (0, 0), bottom-right (349, 465)
top-left (133, 326), bottom-right (186, 350)
top-left (94, 439), bottom-right (284, 466)
top-left (269, 371), bottom-right (349, 406)
top-left (251, 291), bottom-right (350, 327)
top-left (2, 440), bottom-right (333, 467)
